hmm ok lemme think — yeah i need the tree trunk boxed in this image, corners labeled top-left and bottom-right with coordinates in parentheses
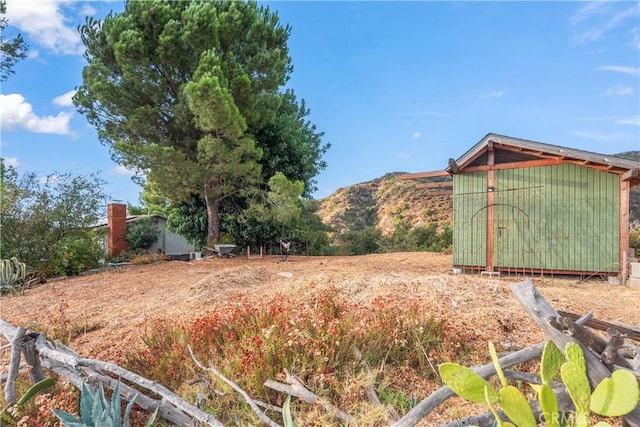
top-left (204, 193), bottom-right (221, 249)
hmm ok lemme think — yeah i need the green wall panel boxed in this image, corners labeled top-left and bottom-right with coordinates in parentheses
top-left (453, 163), bottom-right (620, 273)
top-left (453, 171), bottom-right (487, 267)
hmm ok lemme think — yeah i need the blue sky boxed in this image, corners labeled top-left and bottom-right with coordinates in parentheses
top-left (1, 1), bottom-right (638, 206)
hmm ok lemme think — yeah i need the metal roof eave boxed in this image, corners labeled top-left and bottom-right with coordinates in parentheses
top-left (449, 133), bottom-right (640, 173)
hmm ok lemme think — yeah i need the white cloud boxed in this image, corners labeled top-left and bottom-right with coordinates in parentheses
top-left (397, 153), bottom-right (411, 160)
top-left (480, 90), bottom-right (505, 99)
top-left (570, 1), bottom-right (608, 26)
top-left (79, 4), bottom-right (97, 17)
top-left (0, 94), bottom-right (73, 135)
top-left (395, 111), bottom-right (450, 118)
top-left (113, 165), bottom-right (136, 177)
top-left (604, 85), bottom-right (633, 96)
top-left (4, 157), bottom-right (20, 168)
top-left (616, 117), bottom-right (640, 126)
top-left (574, 115), bottom-right (640, 127)
top-left (411, 131), bottom-right (421, 140)
top-left (567, 130), bottom-right (631, 142)
top-left (571, 2), bottom-right (640, 43)
top-left (632, 27), bottom-right (640, 49)
top-left (575, 115), bottom-right (622, 121)
top-left (5, 0), bottom-right (83, 55)
top-left (597, 65), bottom-right (640, 76)
top-left (53, 90), bottom-right (77, 107)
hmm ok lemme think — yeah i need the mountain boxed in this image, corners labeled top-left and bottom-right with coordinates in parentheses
top-left (316, 151), bottom-right (640, 237)
top-left (316, 172), bottom-right (452, 238)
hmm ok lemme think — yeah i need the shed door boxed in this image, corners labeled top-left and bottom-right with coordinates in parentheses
top-left (492, 204), bottom-right (533, 271)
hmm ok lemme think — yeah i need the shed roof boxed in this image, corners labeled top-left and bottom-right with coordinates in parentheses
top-left (449, 133), bottom-right (640, 184)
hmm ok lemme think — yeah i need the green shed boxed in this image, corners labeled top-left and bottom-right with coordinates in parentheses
top-left (404, 133), bottom-right (640, 279)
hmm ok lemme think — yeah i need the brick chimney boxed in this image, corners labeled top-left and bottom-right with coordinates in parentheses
top-left (107, 203), bottom-right (129, 258)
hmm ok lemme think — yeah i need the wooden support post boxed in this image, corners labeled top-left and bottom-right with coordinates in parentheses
top-left (620, 179), bottom-right (630, 282)
top-left (486, 142), bottom-right (495, 272)
top-left (247, 246), bottom-right (264, 259)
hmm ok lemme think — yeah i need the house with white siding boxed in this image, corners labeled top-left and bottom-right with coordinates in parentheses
top-left (95, 202), bottom-right (195, 259)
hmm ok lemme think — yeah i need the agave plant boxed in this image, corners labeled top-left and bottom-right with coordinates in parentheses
top-left (0, 257), bottom-right (27, 294)
top-left (52, 379), bottom-right (157, 427)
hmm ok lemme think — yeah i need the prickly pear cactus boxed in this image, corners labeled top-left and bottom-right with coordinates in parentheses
top-left (590, 369), bottom-right (639, 416)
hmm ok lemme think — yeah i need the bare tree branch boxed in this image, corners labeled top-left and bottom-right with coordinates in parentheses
top-left (265, 369), bottom-right (355, 425)
top-left (187, 345), bottom-right (281, 427)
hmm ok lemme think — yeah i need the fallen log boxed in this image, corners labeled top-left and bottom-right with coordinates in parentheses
top-left (4, 326), bottom-right (26, 405)
top-left (393, 310), bottom-right (597, 427)
top-left (0, 319), bottom-right (222, 427)
top-left (511, 280), bottom-right (640, 427)
top-left (549, 315), bottom-right (633, 369)
top-left (558, 310), bottom-right (640, 342)
top-left (392, 341), bottom-right (546, 426)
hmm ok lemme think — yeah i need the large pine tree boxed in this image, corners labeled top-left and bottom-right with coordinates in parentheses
top-left (75, 0), bottom-right (293, 247)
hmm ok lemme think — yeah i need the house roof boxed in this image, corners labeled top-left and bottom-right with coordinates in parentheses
top-left (93, 214), bottom-right (166, 229)
top-left (448, 133), bottom-right (640, 184)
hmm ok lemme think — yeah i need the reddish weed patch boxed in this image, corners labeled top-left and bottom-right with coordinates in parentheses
top-left (124, 286), bottom-right (452, 424)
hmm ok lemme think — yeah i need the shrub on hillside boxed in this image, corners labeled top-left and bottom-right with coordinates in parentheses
top-left (49, 234), bottom-right (104, 276)
top-left (130, 252), bottom-right (167, 265)
top-left (342, 226), bottom-right (381, 255)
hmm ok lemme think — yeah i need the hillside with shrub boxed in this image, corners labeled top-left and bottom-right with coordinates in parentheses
top-left (316, 152), bottom-right (640, 242)
top-left (316, 172), bottom-right (452, 238)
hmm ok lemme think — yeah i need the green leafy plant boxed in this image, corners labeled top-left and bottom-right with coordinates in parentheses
top-left (51, 235), bottom-right (104, 276)
top-left (439, 341), bottom-right (640, 426)
top-left (1, 378), bottom-right (56, 424)
top-left (15, 378), bottom-right (56, 407)
top-left (629, 227), bottom-right (640, 256)
top-left (126, 217), bottom-right (159, 252)
top-left (0, 256), bottom-right (27, 293)
top-left (282, 394), bottom-right (295, 427)
top-left (52, 379), bottom-right (157, 427)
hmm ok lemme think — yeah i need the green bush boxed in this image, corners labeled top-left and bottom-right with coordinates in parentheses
top-left (50, 235), bottom-right (104, 276)
top-left (126, 218), bottom-right (159, 252)
top-left (343, 226), bottom-right (382, 255)
top-left (630, 227), bottom-right (640, 257)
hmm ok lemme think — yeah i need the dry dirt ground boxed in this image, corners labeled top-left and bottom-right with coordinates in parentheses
top-left (1, 252), bottom-right (639, 424)
top-left (2, 252), bottom-right (638, 362)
